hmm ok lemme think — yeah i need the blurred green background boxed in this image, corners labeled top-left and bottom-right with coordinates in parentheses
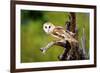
top-left (21, 10), bottom-right (89, 63)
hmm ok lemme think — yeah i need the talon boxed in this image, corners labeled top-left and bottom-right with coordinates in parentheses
top-left (40, 48), bottom-right (46, 54)
top-left (42, 50), bottom-right (46, 54)
top-left (40, 48), bottom-right (44, 52)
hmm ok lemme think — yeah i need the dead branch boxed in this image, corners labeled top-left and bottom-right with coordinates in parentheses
top-left (59, 12), bottom-right (87, 60)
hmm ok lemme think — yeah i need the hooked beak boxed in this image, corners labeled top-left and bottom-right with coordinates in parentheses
top-left (46, 29), bottom-right (50, 34)
top-left (48, 29), bottom-right (49, 33)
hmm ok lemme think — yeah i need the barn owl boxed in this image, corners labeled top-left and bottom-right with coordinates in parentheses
top-left (43, 22), bottom-right (78, 43)
top-left (40, 22), bottom-right (78, 54)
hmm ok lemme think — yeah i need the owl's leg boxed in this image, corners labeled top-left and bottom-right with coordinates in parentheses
top-left (40, 40), bottom-right (65, 54)
top-left (40, 41), bottom-right (55, 54)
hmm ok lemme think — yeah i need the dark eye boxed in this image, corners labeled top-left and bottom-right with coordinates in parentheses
top-left (45, 26), bottom-right (47, 29)
top-left (49, 26), bottom-right (51, 28)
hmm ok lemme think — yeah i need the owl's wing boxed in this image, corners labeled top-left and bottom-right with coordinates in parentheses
top-left (52, 26), bottom-right (78, 43)
top-left (52, 26), bottom-right (66, 39)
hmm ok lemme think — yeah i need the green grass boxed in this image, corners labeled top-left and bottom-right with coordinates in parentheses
top-left (21, 10), bottom-right (89, 63)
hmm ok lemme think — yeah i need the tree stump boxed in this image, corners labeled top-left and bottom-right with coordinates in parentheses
top-left (58, 12), bottom-right (87, 60)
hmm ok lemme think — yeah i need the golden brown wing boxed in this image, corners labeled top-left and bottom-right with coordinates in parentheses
top-left (52, 26), bottom-right (66, 39)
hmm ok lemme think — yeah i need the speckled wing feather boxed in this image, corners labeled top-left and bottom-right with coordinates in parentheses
top-left (51, 26), bottom-right (78, 43)
top-left (51, 26), bottom-right (66, 39)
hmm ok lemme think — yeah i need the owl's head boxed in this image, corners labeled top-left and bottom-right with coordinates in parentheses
top-left (43, 22), bottom-right (55, 34)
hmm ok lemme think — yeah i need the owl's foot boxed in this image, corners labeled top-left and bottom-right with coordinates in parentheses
top-left (40, 48), bottom-right (46, 54)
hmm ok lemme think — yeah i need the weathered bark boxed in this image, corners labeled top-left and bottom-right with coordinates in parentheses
top-left (70, 12), bottom-right (76, 33)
